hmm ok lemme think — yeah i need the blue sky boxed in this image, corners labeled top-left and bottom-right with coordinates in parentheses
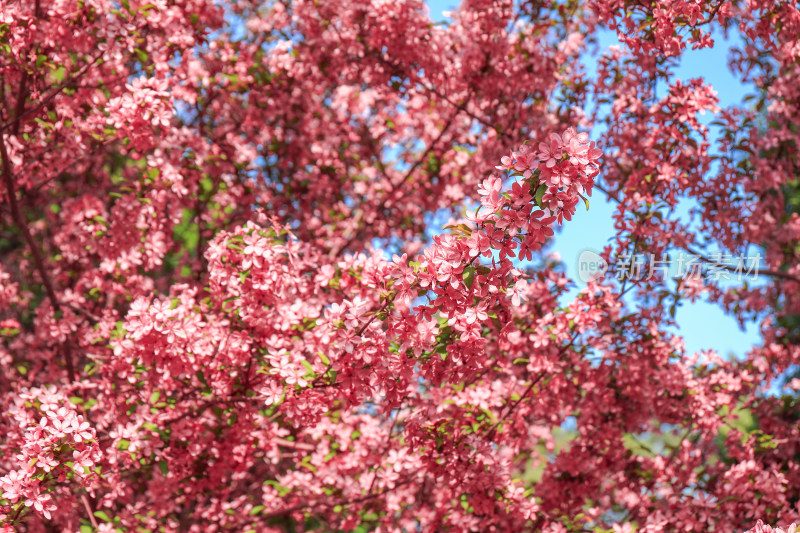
top-left (425, 0), bottom-right (762, 359)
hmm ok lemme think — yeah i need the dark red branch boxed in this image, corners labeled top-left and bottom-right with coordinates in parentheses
top-left (0, 132), bottom-right (76, 382)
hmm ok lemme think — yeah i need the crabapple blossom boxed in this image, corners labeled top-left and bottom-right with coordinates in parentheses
top-left (1, 0), bottom-right (800, 530)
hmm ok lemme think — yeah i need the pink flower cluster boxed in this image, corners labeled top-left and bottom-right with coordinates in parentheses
top-left (106, 77), bottom-right (173, 152)
top-left (748, 521), bottom-right (800, 533)
top-left (0, 389), bottom-right (100, 523)
top-left (2, 0), bottom-right (800, 528)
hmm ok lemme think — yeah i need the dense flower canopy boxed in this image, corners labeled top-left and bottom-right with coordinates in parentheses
top-left (1, 0), bottom-right (800, 531)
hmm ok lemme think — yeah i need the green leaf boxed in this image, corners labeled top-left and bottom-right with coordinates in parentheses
top-left (444, 223), bottom-right (472, 236)
top-left (139, 3), bottom-right (158, 14)
top-left (264, 480), bottom-right (292, 497)
top-left (249, 505), bottom-right (265, 516)
top-left (534, 183), bottom-right (548, 208)
top-left (50, 66), bottom-right (67, 82)
top-left (173, 208), bottom-right (199, 251)
top-left (300, 359), bottom-right (315, 378)
top-left (462, 265), bottom-right (476, 289)
top-left (94, 510), bottom-right (112, 522)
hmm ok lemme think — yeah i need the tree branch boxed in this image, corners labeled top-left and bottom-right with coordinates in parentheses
top-left (0, 133), bottom-right (75, 381)
top-left (0, 51), bottom-right (105, 134)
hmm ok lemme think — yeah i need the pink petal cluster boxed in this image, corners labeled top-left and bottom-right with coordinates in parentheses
top-left (1, 0), bottom-right (799, 530)
top-left (0, 389), bottom-right (100, 522)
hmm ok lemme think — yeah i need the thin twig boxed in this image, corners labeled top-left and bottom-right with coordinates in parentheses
top-left (366, 406), bottom-right (401, 496)
top-left (330, 99), bottom-right (468, 258)
top-left (0, 50), bottom-right (105, 134)
top-left (259, 478), bottom-right (412, 520)
top-left (81, 495), bottom-right (99, 529)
